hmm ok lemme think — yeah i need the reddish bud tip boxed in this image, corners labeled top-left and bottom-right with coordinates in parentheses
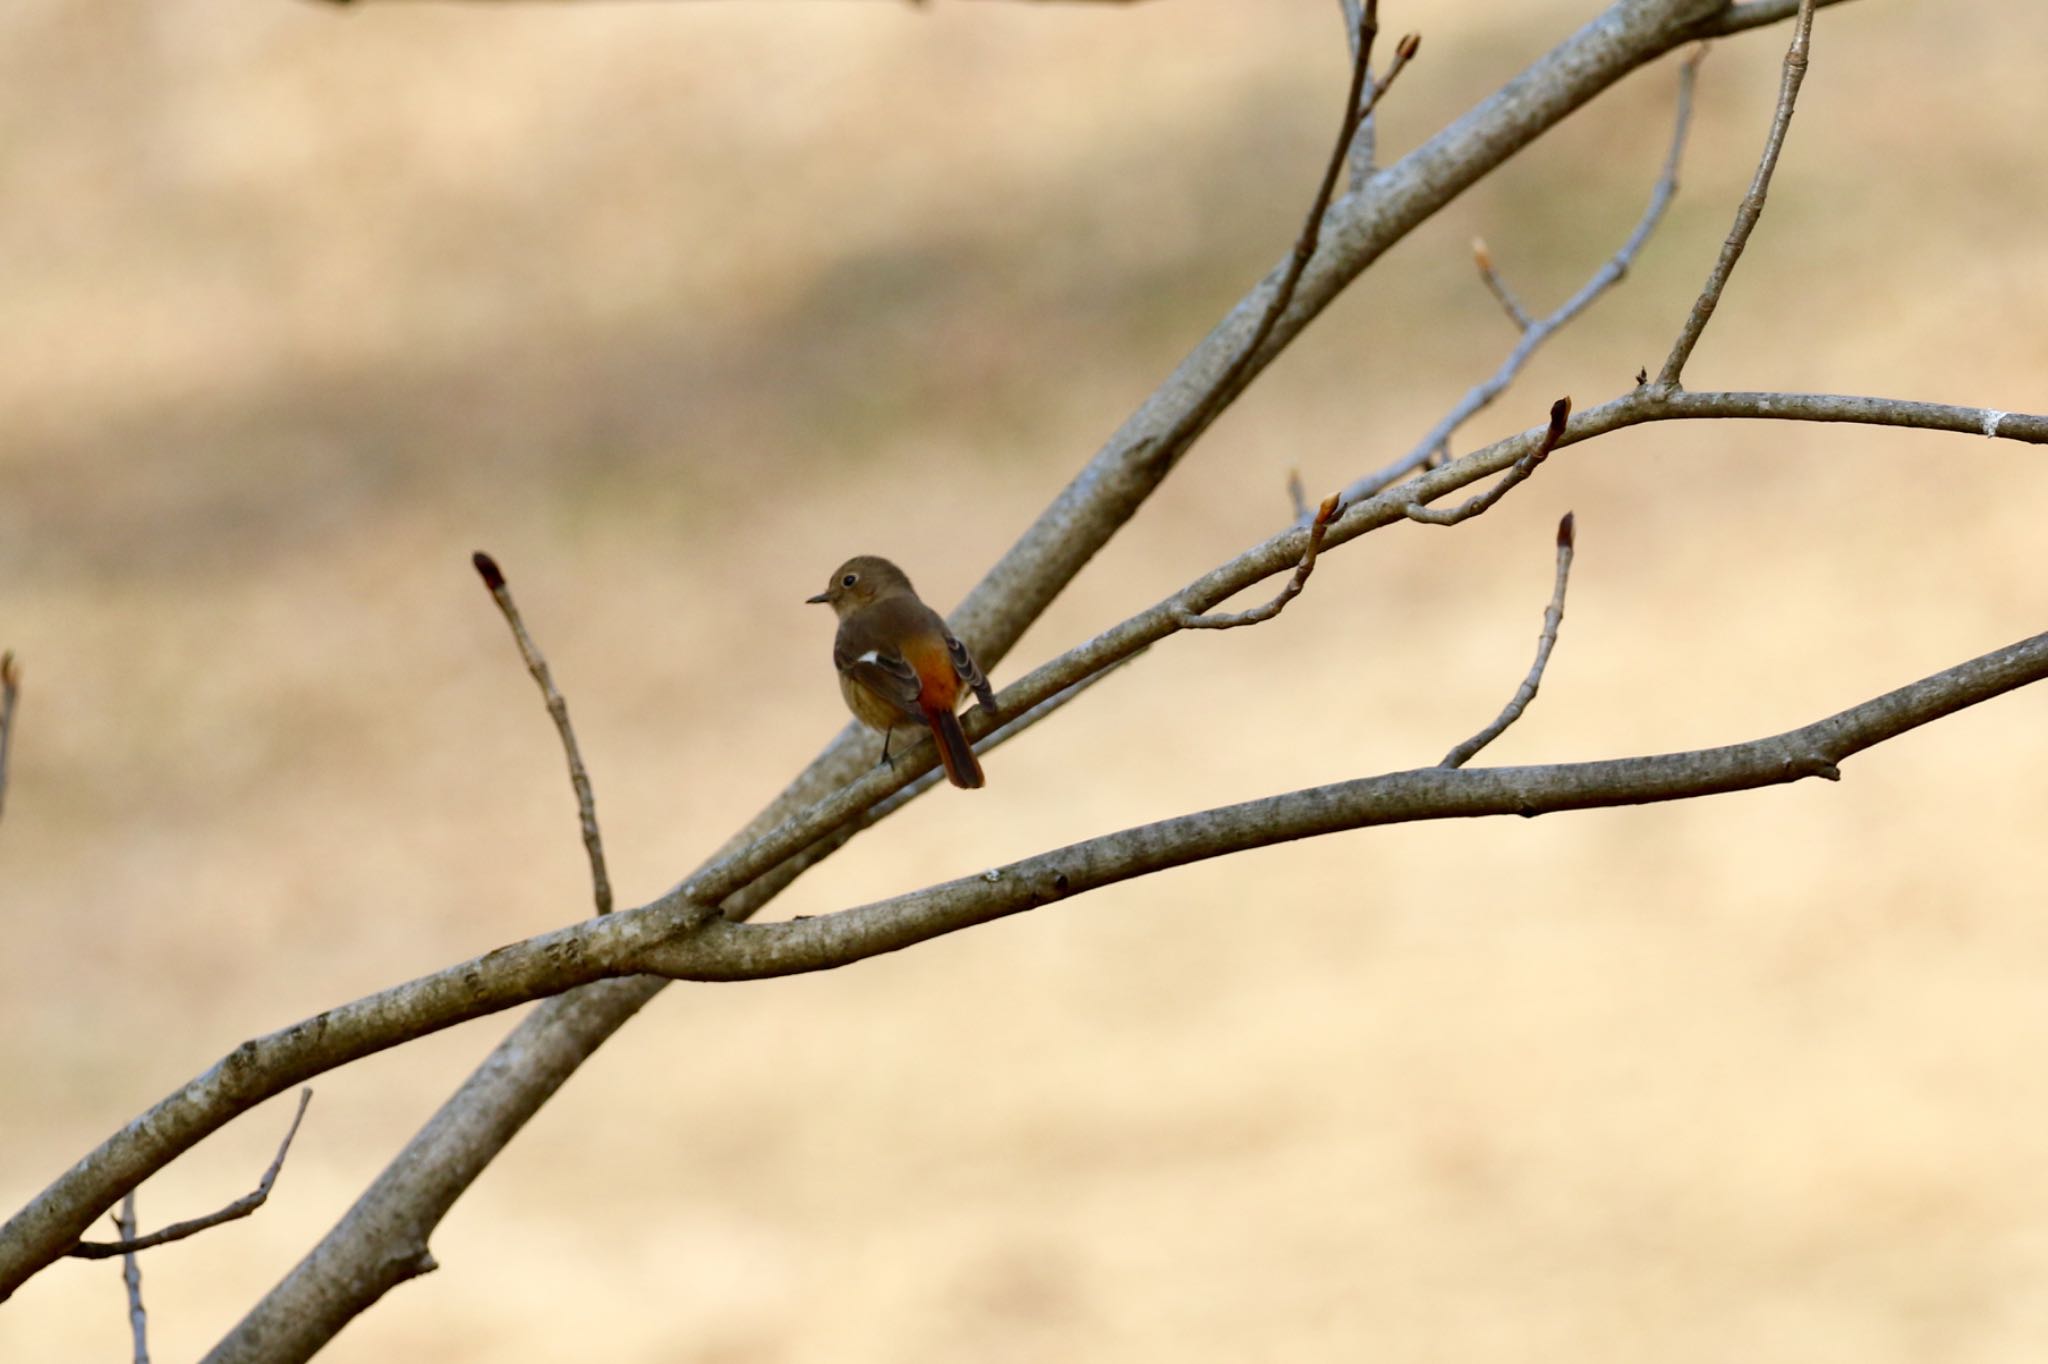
top-left (1547, 396), bottom-right (1572, 436)
top-left (1397, 32), bottom-right (1421, 61)
top-left (471, 551), bottom-right (505, 591)
top-left (0, 650), bottom-right (16, 687)
top-left (1557, 512), bottom-right (1576, 548)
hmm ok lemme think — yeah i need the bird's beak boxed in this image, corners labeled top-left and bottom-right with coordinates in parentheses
top-left (805, 590), bottom-right (830, 605)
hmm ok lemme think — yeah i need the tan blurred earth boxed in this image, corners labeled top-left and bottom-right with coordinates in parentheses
top-left (4, 1), bottom-right (2048, 1360)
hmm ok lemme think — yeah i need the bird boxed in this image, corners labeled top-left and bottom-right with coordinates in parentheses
top-left (808, 556), bottom-right (997, 789)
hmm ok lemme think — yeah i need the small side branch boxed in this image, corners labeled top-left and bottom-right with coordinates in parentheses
top-left (1178, 496), bottom-right (1339, 630)
top-left (0, 650), bottom-right (18, 821)
top-left (1405, 397), bottom-right (1570, 526)
top-left (114, 1193), bottom-right (148, 1364)
top-left (1344, 49), bottom-right (1701, 504)
top-left (1441, 513), bottom-right (1578, 769)
top-left (1657, 0), bottom-right (1816, 387)
top-left (1472, 237), bottom-right (1534, 330)
top-left (68, 1090), bottom-right (313, 1261)
top-left (1151, 12), bottom-right (1418, 476)
top-left (472, 553), bottom-right (613, 917)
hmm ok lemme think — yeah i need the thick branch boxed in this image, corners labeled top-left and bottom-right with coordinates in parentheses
top-left (1345, 49), bottom-right (1701, 504)
top-left (205, 8), bottom-right (1808, 1349)
top-left (6, 376), bottom-right (2038, 1313)
top-left (12, 0), bottom-right (1855, 1348)
top-left (632, 628), bottom-right (2048, 979)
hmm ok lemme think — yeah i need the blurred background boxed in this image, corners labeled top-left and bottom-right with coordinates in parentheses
top-left (5, 0), bottom-right (2048, 1359)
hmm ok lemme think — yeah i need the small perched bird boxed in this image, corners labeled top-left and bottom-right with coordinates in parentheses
top-left (808, 556), bottom-right (997, 789)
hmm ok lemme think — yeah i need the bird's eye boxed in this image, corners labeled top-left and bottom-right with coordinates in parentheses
top-left (841, 573), bottom-right (858, 588)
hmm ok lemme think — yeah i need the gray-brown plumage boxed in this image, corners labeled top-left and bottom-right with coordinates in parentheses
top-left (807, 556), bottom-right (996, 788)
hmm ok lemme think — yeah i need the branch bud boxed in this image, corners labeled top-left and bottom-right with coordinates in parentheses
top-left (471, 552), bottom-right (506, 593)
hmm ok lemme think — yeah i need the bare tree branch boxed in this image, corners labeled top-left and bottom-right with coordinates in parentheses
top-left (1405, 397), bottom-right (1570, 526)
top-left (1340, 0), bottom-right (1379, 185)
top-left (472, 552), bottom-right (613, 916)
top-left (7, 374), bottom-right (2040, 1317)
top-left (18, 619), bottom-right (2046, 1275)
top-left (1177, 495), bottom-right (1338, 630)
top-left (1658, 0), bottom-right (1816, 387)
top-left (12, 0), bottom-right (1868, 1346)
top-left (1442, 513), bottom-right (1577, 770)
top-left (67, 1091), bottom-right (313, 1261)
top-left (1138, 2), bottom-right (1411, 507)
top-left (1472, 237), bottom-right (1535, 331)
top-left (0, 650), bottom-right (17, 822)
top-left (1689, 0), bottom-right (1850, 41)
top-left (631, 628), bottom-right (2048, 980)
top-left (113, 1193), bottom-right (149, 1364)
top-left (1345, 48), bottom-right (1701, 505)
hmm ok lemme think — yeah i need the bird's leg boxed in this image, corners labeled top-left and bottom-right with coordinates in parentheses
top-left (878, 726), bottom-right (896, 769)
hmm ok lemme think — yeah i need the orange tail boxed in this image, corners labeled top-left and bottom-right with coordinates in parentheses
top-left (924, 706), bottom-right (985, 789)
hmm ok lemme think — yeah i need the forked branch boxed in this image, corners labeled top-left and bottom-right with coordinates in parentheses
top-left (1177, 495), bottom-right (1339, 630)
top-left (68, 1091), bottom-right (314, 1261)
top-left (1344, 48), bottom-right (1701, 505)
top-left (1405, 397), bottom-right (1571, 526)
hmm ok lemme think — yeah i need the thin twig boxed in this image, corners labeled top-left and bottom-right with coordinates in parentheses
top-left (69, 1090), bottom-right (313, 1260)
top-left (1472, 237), bottom-right (1534, 331)
top-left (0, 650), bottom-right (18, 822)
top-left (0, 0), bottom-right (1937, 1333)
top-left (472, 553), bottom-right (613, 917)
top-left (1359, 31), bottom-right (1420, 133)
top-left (1657, 0), bottom-right (1816, 387)
top-left (1178, 495), bottom-right (1340, 629)
top-left (1145, 8), bottom-right (1415, 481)
top-left (1340, 0), bottom-right (1377, 184)
top-left (1347, 28), bottom-right (1421, 189)
top-left (1405, 397), bottom-right (1570, 526)
top-left (1338, 0), bottom-right (1367, 60)
top-left (1344, 49), bottom-right (1702, 505)
top-left (1286, 469), bottom-right (1311, 525)
top-left (113, 1192), bottom-right (148, 1364)
top-left (1441, 513), bottom-right (1578, 769)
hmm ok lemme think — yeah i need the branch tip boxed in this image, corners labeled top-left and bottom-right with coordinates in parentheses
top-left (471, 551), bottom-right (506, 592)
top-left (1396, 31), bottom-right (1420, 61)
top-left (1557, 511), bottom-right (1576, 548)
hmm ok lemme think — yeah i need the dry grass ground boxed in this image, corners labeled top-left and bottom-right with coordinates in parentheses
top-left (4, 1), bottom-right (2048, 1359)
